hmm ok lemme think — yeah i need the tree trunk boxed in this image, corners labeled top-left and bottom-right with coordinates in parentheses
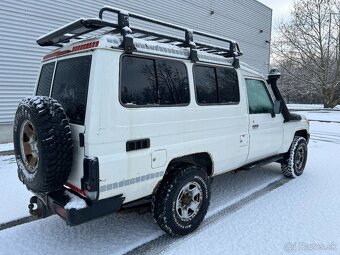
top-left (323, 88), bottom-right (338, 108)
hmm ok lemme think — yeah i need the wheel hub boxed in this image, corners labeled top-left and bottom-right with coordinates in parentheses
top-left (175, 181), bottom-right (203, 221)
top-left (20, 120), bottom-right (39, 173)
top-left (295, 144), bottom-right (306, 172)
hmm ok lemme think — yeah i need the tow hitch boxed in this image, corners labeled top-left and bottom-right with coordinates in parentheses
top-left (28, 196), bottom-right (53, 218)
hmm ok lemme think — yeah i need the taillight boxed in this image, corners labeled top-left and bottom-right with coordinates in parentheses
top-left (82, 157), bottom-right (99, 200)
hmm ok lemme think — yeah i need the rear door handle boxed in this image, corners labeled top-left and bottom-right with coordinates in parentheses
top-left (252, 124), bottom-right (259, 129)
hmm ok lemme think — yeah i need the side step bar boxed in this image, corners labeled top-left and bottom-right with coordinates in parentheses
top-left (241, 154), bottom-right (284, 171)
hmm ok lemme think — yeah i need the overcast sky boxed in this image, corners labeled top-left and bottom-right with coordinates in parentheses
top-left (257, 0), bottom-right (294, 28)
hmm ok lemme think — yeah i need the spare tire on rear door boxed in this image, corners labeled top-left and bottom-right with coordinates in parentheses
top-left (13, 96), bottom-right (73, 193)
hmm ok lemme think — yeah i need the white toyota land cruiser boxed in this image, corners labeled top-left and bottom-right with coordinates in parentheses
top-left (13, 6), bottom-right (309, 236)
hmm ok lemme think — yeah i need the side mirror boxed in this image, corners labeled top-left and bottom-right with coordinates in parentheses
top-left (273, 100), bottom-right (282, 114)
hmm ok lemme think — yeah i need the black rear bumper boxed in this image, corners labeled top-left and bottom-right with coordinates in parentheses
top-left (29, 190), bottom-right (124, 226)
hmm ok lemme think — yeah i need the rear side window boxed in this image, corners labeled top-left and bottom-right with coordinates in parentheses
top-left (194, 66), bottom-right (218, 104)
top-left (121, 56), bottom-right (189, 106)
top-left (51, 55), bottom-right (92, 125)
top-left (194, 65), bottom-right (239, 105)
top-left (216, 67), bottom-right (239, 103)
top-left (121, 57), bottom-right (157, 105)
top-left (36, 62), bottom-right (55, 96)
top-left (156, 59), bottom-right (190, 105)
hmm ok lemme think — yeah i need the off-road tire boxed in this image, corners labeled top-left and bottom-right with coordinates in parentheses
top-left (13, 96), bottom-right (73, 193)
top-left (152, 164), bottom-right (210, 236)
top-left (281, 136), bottom-right (307, 178)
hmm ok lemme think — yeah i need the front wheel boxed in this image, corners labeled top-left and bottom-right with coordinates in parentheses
top-left (152, 164), bottom-right (210, 236)
top-left (281, 136), bottom-right (308, 178)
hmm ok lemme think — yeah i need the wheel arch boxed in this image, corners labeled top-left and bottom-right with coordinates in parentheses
top-left (165, 152), bottom-right (214, 178)
top-left (294, 129), bottom-right (310, 143)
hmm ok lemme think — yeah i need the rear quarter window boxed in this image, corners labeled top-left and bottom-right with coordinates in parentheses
top-left (36, 62), bottom-right (55, 96)
top-left (194, 66), bottom-right (218, 104)
top-left (51, 55), bottom-right (92, 125)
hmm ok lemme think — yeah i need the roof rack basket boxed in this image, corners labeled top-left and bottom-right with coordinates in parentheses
top-left (37, 6), bottom-right (243, 67)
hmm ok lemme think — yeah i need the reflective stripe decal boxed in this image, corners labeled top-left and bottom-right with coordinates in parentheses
top-left (100, 170), bottom-right (164, 192)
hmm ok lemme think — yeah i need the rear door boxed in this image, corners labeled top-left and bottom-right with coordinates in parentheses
top-left (36, 55), bottom-right (92, 189)
top-left (245, 78), bottom-right (283, 163)
top-left (51, 55), bottom-right (92, 189)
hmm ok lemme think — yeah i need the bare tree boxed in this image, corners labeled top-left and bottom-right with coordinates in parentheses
top-left (278, 58), bottom-right (323, 104)
top-left (272, 0), bottom-right (340, 108)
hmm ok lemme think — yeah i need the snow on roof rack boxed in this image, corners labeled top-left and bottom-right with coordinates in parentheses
top-left (37, 6), bottom-right (243, 67)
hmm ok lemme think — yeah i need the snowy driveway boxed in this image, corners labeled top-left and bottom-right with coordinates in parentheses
top-left (0, 111), bottom-right (339, 255)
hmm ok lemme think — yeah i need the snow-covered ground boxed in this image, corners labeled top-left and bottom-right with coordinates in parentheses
top-left (0, 155), bottom-right (31, 223)
top-left (0, 143), bottom-right (13, 152)
top-left (287, 103), bottom-right (340, 111)
top-left (0, 110), bottom-right (339, 254)
top-left (299, 111), bottom-right (340, 122)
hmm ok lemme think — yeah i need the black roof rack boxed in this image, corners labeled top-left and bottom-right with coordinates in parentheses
top-left (37, 6), bottom-right (243, 67)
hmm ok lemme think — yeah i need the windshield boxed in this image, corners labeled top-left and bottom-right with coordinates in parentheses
top-left (35, 55), bottom-right (92, 125)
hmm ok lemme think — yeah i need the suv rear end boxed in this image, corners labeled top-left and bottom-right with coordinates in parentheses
top-left (13, 38), bottom-right (126, 225)
top-left (37, 50), bottom-right (92, 196)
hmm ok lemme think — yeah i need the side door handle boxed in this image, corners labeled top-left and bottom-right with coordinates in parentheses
top-left (252, 124), bottom-right (259, 129)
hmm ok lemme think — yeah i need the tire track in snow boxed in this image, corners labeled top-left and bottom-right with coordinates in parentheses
top-left (311, 131), bottom-right (340, 136)
top-left (308, 119), bottom-right (340, 124)
top-left (310, 138), bottom-right (340, 144)
top-left (0, 150), bottom-right (14, 156)
top-left (310, 133), bottom-right (340, 144)
top-left (125, 177), bottom-right (291, 255)
top-left (0, 216), bottom-right (37, 231)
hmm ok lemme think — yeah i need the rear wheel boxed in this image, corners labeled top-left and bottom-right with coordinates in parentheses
top-left (281, 136), bottom-right (308, 178)
top-left (152, 164), bottom-right (210, 236)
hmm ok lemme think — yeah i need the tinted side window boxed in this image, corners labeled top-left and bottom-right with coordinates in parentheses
top-left (121, 56), bottom-right (189, 106)
top-left (194, 66), bottom-right (218, 104)
top-left (51, 55), bottom-right (92, 125)
top-left (36, 62), bottom-right (55, 96)
top-left (245, 79), bottom-right (273, 114)
top-left (216, 67), bottom-right (239, 103)
top-left (121, 57), bottom-right (157, 105)
top-left (194, 65), bottom-right (239, 105)
top-left (156, 59), bottom-right (190, 105)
